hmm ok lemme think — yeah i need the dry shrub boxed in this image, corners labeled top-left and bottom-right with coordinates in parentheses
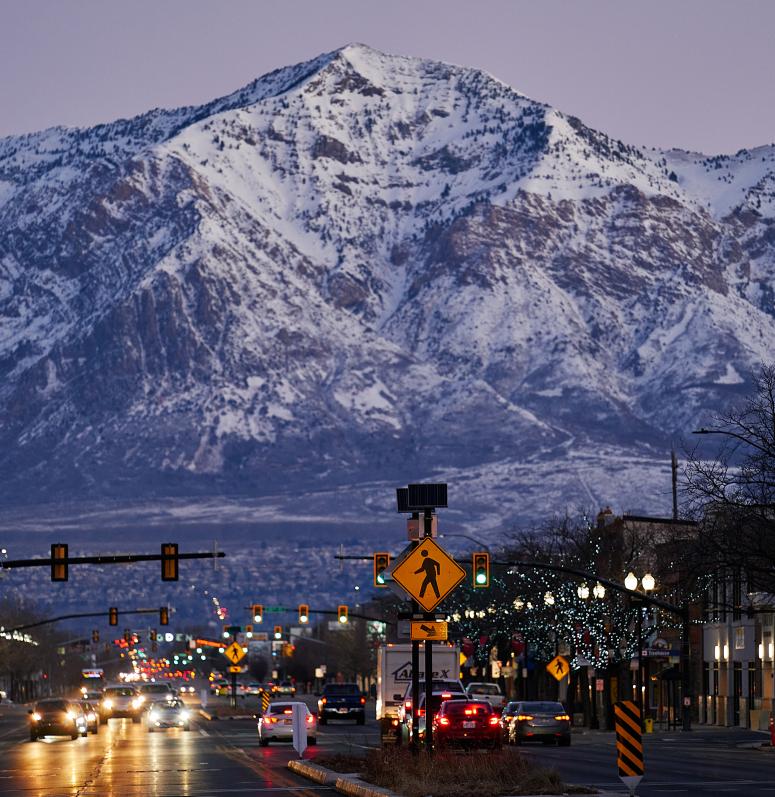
top-left (361, 746), bottom-right (566, 797)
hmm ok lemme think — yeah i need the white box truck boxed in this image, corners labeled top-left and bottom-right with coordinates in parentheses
top-left (376, 643), bottom-right (460, 720)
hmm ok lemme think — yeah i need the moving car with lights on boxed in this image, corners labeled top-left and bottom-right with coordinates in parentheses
top-left (29, 699), bottom-right (88, 741)
top-left (99, 685), bottom-right (145, 724)
top-left (77, 700), bottom-right (100, 734)
top-left (433, 699), bottom-right (502, 750)
top-left (257, 701), bottom-right (316, 746)
top-left (501, 700), bottom-right (571, 746)
top-left (147, 699), bottom-right (191, 732)
top-left (318, 683), bottom-right (366, 725)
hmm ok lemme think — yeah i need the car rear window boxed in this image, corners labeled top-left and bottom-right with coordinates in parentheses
top-left (37, 700), bottom-right (69, 712)
top-left (105, 687), bottom-right (135, 696)
top-left (442, 701), bottom-right (492, 716)
top-left (469, 684), bottom-right (501, 695)
top-left (323, 684), bottom-right (360, 695)
top-left (520, 702), bottom-right (565, 713)
top-left (141, 685), bottom-right (172, 693)
top-left (267, 704), bottom-right (296, 715)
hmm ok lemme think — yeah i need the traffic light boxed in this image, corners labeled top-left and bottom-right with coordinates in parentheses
top-left (472, 552), bottom-right (490, 588)
top-left (298, 604), bottom-right (309, 624)
top-left (337, 605), bottom-right (348, 624)
top-left (161, 543), bottom-right (179, 581)
top-left (108, 607), bottom-right (118, 626)
top-left (92, 629), bottom-right (99, 643)
top-left (150, 629), bottom-right (157, 642)
top-left (252, 604), bottom-right (263, 623)
top-left (373, 552), bottom-right (390, 587)
top-left (51, 543), bottom-right (68, 582)
top-left (159, 606), bottom-right (169, 626)
top-left (273, 625), bottom-right (283, 640)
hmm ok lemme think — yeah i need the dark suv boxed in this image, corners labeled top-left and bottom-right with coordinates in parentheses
top-left (318, 683), bottom-right (366, 725)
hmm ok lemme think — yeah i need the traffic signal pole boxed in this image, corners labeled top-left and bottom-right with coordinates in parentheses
top-left (8, 607), bottom-right (161, 633)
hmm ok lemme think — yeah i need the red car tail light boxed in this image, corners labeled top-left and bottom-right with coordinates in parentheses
top-left (321, 698), bottom-right (327, 705)
top-left (404, 700), bottom-right (412, 710)
top-left (264, 717), bottom-right (276, 724)
top-left (306, 715), bottom-right (314, 724)
top-left (437, 717), bottom-right (450, 726)
top-left (554, 714), bottom-right (570, 721)
top-left (488, 715), bottom-right (500, 726)
top-left (360, 697), bottom-right (366, 705)
top-left (516, 714), bottom-right (534, 721)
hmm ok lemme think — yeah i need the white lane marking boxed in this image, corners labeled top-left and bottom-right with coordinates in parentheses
top-left (199, 729), bottom-right (209, 737)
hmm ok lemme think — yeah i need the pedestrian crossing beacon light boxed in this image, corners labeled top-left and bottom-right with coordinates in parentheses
top-left (108, 607), bottom-right (118, 626)
top-left (338, 605), bottom-right (349, 624)
top-left (273, 625), bottom-right (283, 640)
top-left (252, 604), bottom-right (263, 623)
top-left (51, 543), bottom-right (68, 582)
top-left (373, 552), bottom-right (390, 587)
top-left (159, 606), bottom-right (169, 626)
top-left (298, 604), bottom-right (309, 624)
top-left (92, 629), bottom-right (99, 643)
top-left (473, 552), bottom-right (490, 588)
top-left (161, 543), bottom-right (179, 581)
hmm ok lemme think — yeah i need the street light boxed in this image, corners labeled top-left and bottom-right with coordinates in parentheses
top-left (544, 591), bottom-right (555, 606)
top-left (577, 583), bottom-right (590, 600)
top-left (625, 571), bottom-right (638, 591)
top-left (625, 570), bottom-right (658, 724)
top-left (593, 582), bottom-right (606, 600)
top-left (642, 573), bottom-right (656, 593)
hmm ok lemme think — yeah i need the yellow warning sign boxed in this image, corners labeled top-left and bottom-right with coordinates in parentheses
top-left (410, 620), bottom-right (448, 641)
top-left (227, 665), bottom-right (243, 673)
top-left (390, 537), bottom-right (466, 612)
top-left (222, 641), bottom-right (246, 664)
top-left (546, 654), bottom-right (570, 681)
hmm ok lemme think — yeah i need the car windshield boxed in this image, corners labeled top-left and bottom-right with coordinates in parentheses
top-left (323, 684), bottom-right (359, 695)
top-left (520, 702), bottom-right (565, 714)
top-left (140, 685), bottom-right (172, 694)
top-left (469, 684), bottom-right (501, 695)
top-left (105, 687), bottom-right (135, 696)
top-left (504, 702), bottom-right (520, 713)
top-left (442, 701), bottom-right (492, 716)
top-left (37, 700), bottom-right (69, 712)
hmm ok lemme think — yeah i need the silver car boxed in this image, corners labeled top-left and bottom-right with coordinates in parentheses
top-left (147, 699), bottom-right (191, 731)
top-left (465, 682), bottom-right (505, 711)
top-left (257, 701), bottom-right (317, 746)
top-left (99, 685), bottom-right (145, 724)
top-left (503, 700), bottom-right (571, 746)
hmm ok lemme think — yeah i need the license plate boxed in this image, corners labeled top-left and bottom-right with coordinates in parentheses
top-left (463, 721), bottom-right (476, 729)
top-left (532, 719), bottom-right (552, 726)
top-left (280, 719), bottom-right (291, 725)
top-left (337, 708), bottom-right (348, 713)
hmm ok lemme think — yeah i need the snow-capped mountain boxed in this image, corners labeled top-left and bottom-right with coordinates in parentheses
top-left (1, 43), bottom-right (774, 521)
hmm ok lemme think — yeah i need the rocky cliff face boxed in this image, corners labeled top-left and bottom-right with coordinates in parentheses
top-left (1, 44), bottom-right (774, 517)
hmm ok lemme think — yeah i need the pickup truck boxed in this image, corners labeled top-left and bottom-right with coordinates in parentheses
top-left (318, 683), bottom-right (366, 725)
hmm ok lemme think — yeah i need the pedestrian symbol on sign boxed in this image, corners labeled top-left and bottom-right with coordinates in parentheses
top-left (414, 550), bottom-right (441, 600)
top-left (546, 654), bottom-right (569, 681)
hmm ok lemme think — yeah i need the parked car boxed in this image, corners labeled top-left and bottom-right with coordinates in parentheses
top-left (257, 701), bottom-right (316, 746)
top-left (465, 682), bottom-right (505, 711)
top-left (147, 699), bottom-right (191, 732)
top-left (29, 698), bottom-right (88, 741)
top-left (433, 699), bottom-right (502, 750)
top-left (318, 683), bottom-right (365, 725)
top-left (78, 700), bottom-right (100, 734)
top-left (99, 685), bottom-right (145, 724)
top-left (502, 700), bottom-right (571, 746)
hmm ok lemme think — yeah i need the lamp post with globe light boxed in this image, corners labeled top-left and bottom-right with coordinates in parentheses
top-left (625, 571), bottom-right (656, 723)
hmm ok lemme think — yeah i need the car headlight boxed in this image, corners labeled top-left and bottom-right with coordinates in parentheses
top-left (87, 712), bottom-right (96, 722)
top-left (131, 698), bottom-right (143, 709)
top-left (149, 711), bottom-right (159, 722)
top-left (67, 711), bottom-right (77, 722)
top-left (179, 710), bottom-right (189, 721)
top-left (103, 699), bottom-right (113, 710)
top-left (31, 712), bottom-right (42, 722)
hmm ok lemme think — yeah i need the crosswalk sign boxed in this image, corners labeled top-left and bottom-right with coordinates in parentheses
top-left (222, 641), bottom-right (246, 664)
top-left (547, 654), bottom-right (569, 681)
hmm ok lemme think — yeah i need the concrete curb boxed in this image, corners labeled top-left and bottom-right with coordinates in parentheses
top-left (287, 760), bottom-right (341, 786)
top-left (197, 709), bottom-right (255, 721)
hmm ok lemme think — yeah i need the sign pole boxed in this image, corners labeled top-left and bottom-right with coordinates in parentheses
top-left (231, 668), bottom-right (237, 709)
top-left (410, 513), bottom-right (420, 756)
top-left (423, 509), bottom-right (434, 755)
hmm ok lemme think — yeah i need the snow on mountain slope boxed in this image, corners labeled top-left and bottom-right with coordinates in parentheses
top-left (0, 43), bottom-right (774, 522)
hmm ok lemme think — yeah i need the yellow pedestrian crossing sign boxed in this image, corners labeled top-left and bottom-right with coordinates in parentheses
top-left (547, 654), bottom-right (569, 681)
top-left (390, 537), bottom-right (466, 612)
top-left (223, 641), bottom-right (246, 664)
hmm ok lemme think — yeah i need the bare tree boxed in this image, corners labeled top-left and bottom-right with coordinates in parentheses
top-left (683, 364), bottom-right (775, 591)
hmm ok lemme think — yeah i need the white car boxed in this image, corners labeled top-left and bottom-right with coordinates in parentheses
top-left (257, 701), bottom-right (317, 746)
top-left (465, 682), bottom-right (505, 711)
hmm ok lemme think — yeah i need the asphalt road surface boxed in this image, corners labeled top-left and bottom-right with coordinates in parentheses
top-left (522, 725), bottom-right (775, 795)
top-left (0, 696), bottom-right (380, 797)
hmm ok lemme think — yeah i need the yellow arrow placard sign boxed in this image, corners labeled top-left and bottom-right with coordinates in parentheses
top-left (223, 641), bottom-right (247, 664)
top-left (546, 654), bottom-right (570, 681)
top-left (227, 665), bottom-right (243, 673)
top-left (390, 537), bottom-right (466, 612)
top-left (410, 620), bottom-right (448, 641)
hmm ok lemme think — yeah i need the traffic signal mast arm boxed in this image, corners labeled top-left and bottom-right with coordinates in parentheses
top-left (0, 549), bottom-right (225, 570)
top-left (7, 607), bottom-right (163, 633)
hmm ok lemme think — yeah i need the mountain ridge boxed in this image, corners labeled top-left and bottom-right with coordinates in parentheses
top-left (1, 43), bottom-right (774, 522)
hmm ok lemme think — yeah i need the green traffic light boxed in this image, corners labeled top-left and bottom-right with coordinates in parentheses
top-left (376, 573), bottom-right (385, 584)
top-left (476, 570), bottom-right (487, 585)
